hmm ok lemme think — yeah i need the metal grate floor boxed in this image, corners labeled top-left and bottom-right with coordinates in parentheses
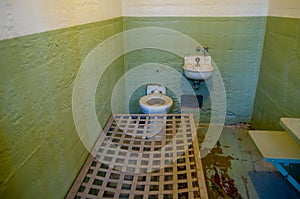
top-left (66, 114), bottom-right (208, 199)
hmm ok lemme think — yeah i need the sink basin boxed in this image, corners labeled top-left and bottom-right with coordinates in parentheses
top-left (183, 55), bottom-right (214, 80)
top-left (183, 64), bottom-right (214, 80)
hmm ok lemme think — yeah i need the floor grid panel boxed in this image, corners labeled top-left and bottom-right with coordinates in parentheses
top-left (66, 114), bottom-right (208, 199)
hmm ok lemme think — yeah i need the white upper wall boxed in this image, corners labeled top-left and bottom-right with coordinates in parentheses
top-left (268, 0), bottom-right (300, 18)
top-left (1, 0), bottom-right (300, 40)
top-left (0, 0), bottom-right (123, 40)
top-left (123, 0), bottom-right (270, 17)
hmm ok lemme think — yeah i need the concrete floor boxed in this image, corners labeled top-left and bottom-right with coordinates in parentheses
top-left (197, 124), bottom-right (300, 199)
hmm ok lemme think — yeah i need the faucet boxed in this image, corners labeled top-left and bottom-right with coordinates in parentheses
top-left (195, 57), bottom-right (200, 67)
top-left (203, 46), bottom-right (210, 56)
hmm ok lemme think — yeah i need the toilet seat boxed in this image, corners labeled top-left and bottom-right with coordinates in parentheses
top-left (139, 93), bottom-right (173, 114)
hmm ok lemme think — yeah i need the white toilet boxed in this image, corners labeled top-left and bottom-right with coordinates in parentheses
top-left (139, 85), bottom-right (173, 114)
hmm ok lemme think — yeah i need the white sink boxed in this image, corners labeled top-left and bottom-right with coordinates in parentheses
top-left (183, 55), bottom-right (214, 80)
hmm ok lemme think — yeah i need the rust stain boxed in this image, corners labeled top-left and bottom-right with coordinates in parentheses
top-left (211, 165), bottom-right (241, 198)
top-left (242, 175), bottom-right (250, 199)
top-left (198, 126), bottom-right (242, 199)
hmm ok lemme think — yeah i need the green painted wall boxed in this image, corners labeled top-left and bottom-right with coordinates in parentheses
top-left (96, 55), bottom-right (125, 128)
top-left (123, 17), bottom-right (266, 124)
top-left (0, 17), bottom-right (123, 198)
top-left (251, 17), bottom-right (300, 130)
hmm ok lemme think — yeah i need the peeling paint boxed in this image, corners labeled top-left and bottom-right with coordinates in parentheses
top-left (241, 175), bottom-right (250, 199)
top-left (202, 140), bottom-right (242, 198)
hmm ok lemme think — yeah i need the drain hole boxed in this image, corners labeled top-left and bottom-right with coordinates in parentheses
top-left (147, 98), bottom-right (165, 105)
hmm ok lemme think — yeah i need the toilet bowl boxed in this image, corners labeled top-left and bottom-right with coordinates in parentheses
top-left (139, 85), bottom-right (173, 114)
